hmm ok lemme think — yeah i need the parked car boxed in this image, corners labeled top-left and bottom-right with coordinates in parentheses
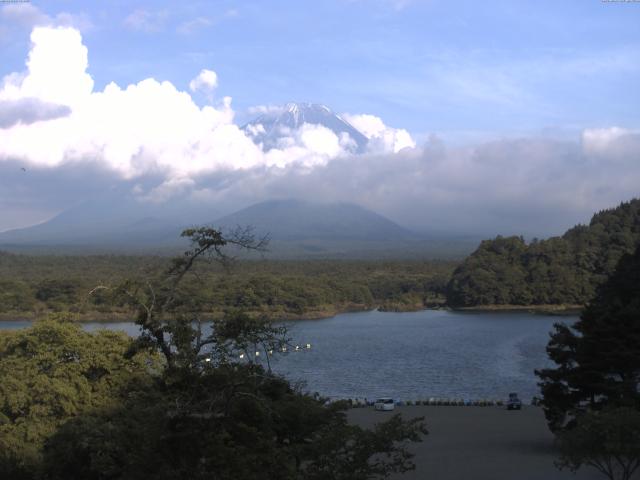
top-left (374, 398), bottom-right (395, 411)
top-left (507, 392), bottom-right (522, 410)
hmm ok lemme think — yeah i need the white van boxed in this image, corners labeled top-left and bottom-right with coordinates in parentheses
top-left (374, 398), bottom-right (395, 411)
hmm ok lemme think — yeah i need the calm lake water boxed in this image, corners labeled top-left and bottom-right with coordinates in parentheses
top-left (1, 310), bottom-right (575, 402)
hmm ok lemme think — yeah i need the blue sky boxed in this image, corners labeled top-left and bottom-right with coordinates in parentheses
top-left (2, 0), bottom-right (639, 140)
top-left (1, 0), bottom-right (640, 236)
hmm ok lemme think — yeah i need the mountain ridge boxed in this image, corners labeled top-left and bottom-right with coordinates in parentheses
top-left (214, 198), bottom-right (417, 242)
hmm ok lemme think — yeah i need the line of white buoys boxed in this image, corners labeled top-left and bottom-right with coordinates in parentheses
top-left (338, 398), bottom-right (509, 408)
top-left (234, 343), bottom-right (313, 359)
top-left (204, 342), bottom-right (316, 361)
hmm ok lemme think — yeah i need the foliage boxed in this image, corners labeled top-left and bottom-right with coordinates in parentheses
top-left (301, 412), bottom-right (426, 480)
top-left (536, 243), bottom-right (640, 432)
top-left (0, 317), bottom-right (157, 478)
top-left (2, 227), bottom-right (428, 479)
top-left (447, 198), bottom-right (640, 307)
top-left (42, 365), bottom-right (427, 480)
top-left (555, 407), bottom-right (640, 480)
top-left (0, 251), bottom-right (455, 318)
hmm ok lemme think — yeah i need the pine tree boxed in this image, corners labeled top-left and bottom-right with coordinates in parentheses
top-left (536, 243), bottom-right (640, 432)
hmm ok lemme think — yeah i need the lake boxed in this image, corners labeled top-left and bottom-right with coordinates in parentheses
top-left (0, 309), bottom-right (574, 403)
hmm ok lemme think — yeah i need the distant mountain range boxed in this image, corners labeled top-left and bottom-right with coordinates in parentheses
top-left (0, 195), bottom-right (187, 251)
top-left (242, 103), bottom-right (369, 153)
top-left (0, 197), bottom-right (478, 259)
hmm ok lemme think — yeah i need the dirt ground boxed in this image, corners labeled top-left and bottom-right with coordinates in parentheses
top-left (348, 405), bottom-right (619, 480)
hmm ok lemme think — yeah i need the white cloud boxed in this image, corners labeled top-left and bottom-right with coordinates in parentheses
top-left (247, 104), bottom-right (285, 116)
top-left (189, 69), bottom-right (218, 95)
top-left (0, 27), bottom-right (357, 183)
top-left (298, 124), bottom-right (344, 157)
top-left (1, 4), bottom-right (48, 27)
top-left (343, 113), bottom-right (415, 153)
top-left (346, 0), bottom-right (415, 11)
top-left (140, 176), bottom-right (196, 203)
top-left (244, 123), bottom-right (266, 137)
top-left (176, 9), bottom-right (238, 35)
top-left (262, 124), bottom-right (349, 168)
top-left (0, 3), bottom-right (92, 31)
top-left (53, 12), bottom-right (93, 31)
top-left (124, 9), bottom-right (168, 33)
top-left (0, 2), bottom-right (93, 41)
top-left (582, 127), bottom-right (637, 155)
top-left (0, 27), bottom-right (259, 177)
top-left (186, 131), bottom-right (640, 237)
top-left (177, 17), bottom-right (213, 35)
top-left (1, 27), bottom-right (93, 107)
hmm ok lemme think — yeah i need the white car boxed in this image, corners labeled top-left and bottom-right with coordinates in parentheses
top-left (374, 398), bottom-right (395, 411)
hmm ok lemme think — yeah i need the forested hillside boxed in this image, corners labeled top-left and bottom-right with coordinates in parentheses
top-left (447, 198), bottom-right (640, 307)
top-left (0, 255), bottom-right (454, 320)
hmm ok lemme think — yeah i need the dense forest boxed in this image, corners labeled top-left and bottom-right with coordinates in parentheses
top-left (0, 254), bottom-right (455, 320)
top-left (447, 198), bottom-right (640, 307)
top-left (0, 228), bottom-right (427, 479)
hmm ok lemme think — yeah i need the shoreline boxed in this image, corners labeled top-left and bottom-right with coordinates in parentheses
top-left (0, 306), bottom-right (378, 323)
top-left (0, 302), bottom-right (582, 323)
top-left (453, 304), bottom-right (583, 315)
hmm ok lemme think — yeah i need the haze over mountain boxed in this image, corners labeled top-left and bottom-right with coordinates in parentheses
top-left (216, 199), bottom-right (413, 241)
top-left (0, 195), bottom-right (191, 251)
top-left (0, 197), bottom-right (478, 258)
top-left (242, 103), bottom-right (369, 153)
top-left (214, 199), bottom-right (482, 259)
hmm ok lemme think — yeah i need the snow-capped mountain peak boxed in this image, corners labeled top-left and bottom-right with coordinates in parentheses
top-left (242, 102), bottom-right (368, 153)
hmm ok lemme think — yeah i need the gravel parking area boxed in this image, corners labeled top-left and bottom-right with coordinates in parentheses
top-left (348, 405), bottom-right (613, 480)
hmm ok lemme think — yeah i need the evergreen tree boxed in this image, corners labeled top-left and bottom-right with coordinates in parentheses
top-left (536, 243), bottom-right (640, 432)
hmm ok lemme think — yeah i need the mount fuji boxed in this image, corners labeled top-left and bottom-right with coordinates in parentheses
top-left (242, 102), bottom-right (369, 153)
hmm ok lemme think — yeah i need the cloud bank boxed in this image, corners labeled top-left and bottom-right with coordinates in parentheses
top-left (0, 26), bottom-right (639, 238)
top-left (0, 98), bottom-right (70, 129)
top-left (0, 26), bottom-right (391, 180)
top-left (343, 113), bottom-right (415, 153)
